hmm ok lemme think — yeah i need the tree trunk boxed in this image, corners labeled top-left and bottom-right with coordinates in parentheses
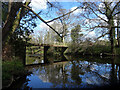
top-left (117, 27), bottom-right (120, 47)
top-left (12, 2), bottom-right (30, 33)
top-left (2, 2), bottom-right (22, 44)
top-left (62, 37), bottom-right (65, 44)
top-left (110, 27), bottom-right (116, 55)
top-left (2, 2), bottom-right (22, 61)
top-left (117, 15), bottom-right (120, 47)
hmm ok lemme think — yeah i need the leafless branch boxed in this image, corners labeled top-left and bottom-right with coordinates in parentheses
top-left (89, 6), bottom-right (108, 23)
top-left (97, 33), bottom-right (109, 39)
top-left (111, 1), bottom-right (120, 15)
top-left (22, 4), bottom-right (62, 38)
top-left (46, 7), bottom-right (80, 23)
top-left (113, 11), bottom-right (120, 17)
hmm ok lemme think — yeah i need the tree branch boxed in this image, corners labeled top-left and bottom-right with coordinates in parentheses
top-left (113, 11), bottom-right (120, 17)
top-left (3, 1), bottom-right (12, 28)
top-left (22, 5), bottom-right (62, 38)
top-left (90, 25), bottom-right (110, 29)
top-left (12, 2), bottom-right (30, 33)
top-left (97, 32), bottom-right (109, 39)
top-left (89, 6), bottom-right (108, 23)
top-left (111, 1), bottom-right (120, 15)
top-left (112, 26), bottom-right (120, 28)
top-left (93, 3), bottom-right (105, 15)
top-left (2, 2), bottom-right (22, 43)
top-left (46, 7), bottom-right (80, 23)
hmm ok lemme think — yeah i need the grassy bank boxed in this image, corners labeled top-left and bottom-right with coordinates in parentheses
top-left (2, 58), bottom-right (26, 88)
top-left (65, 43), bottom-right (120, 56)
top-left (81, 45), bottom-right (111, 55)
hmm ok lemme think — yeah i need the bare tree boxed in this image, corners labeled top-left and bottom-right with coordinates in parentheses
top-left (75, 1), bottom-right (120, 54)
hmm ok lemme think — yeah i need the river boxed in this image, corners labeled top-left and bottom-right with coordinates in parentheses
top-left (9, 54), bottom-right (120, 89)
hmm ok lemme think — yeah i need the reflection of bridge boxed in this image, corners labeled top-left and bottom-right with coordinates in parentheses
top-left (25, 60), bottom-right (68, 68)
top-left (25, 60), bottom-right (68, 84)
top-left (29, 43), bottom-right (68, 47)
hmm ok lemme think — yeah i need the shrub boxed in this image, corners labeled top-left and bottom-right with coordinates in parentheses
top-left (116, 48), bottom-right (120, 55)
top-left (2, 58), bottom-right (25, 87)
top-left (84, 45), bottom-right (111, 55)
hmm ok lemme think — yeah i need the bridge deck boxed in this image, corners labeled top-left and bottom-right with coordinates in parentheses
top-left (27, 43), bottom-right (68, 48)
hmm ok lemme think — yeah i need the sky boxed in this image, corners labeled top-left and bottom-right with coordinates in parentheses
top-left (22, 0), bottom-right (119, 41)
top-left (28, 1), bottom-right (91, 38)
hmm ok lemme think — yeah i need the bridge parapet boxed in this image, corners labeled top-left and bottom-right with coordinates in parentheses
top-left (27, 43), bottom-right (68, 47)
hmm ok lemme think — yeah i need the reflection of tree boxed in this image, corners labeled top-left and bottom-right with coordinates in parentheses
top-left (71, 61), bottom-right (82, 85)
top-left (110, 57), bottom-right (120, 86)
top-left (47, 64), bottom-right (68, 88)
top-left (8, 75), bottom-right (31, 89)
top-left (69, 56), bottom-right (120, 87)
top-left (31, 61), bottom-right (69, 88)
top-left (25, 55), bottom-right (120, 88)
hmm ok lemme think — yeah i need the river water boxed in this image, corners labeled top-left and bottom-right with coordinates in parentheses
top-left (9, 55), bottom-right (120, 89)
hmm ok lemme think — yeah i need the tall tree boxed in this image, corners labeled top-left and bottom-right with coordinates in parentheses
top-left (116, 3), bottom-right (120, 47)
top-left (56, 9), bottom-right (69, 43)
top-left (71, 25), bottom-right (83, 43)
top-left (76, 1), bottom-right (120, 54)
top-left (2, 2), bottom-right (22, 43)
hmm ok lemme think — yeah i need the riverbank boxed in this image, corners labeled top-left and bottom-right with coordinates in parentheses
top-left (2, 58), bottom-right (29, 89)
top-left (65, 44), bottom-right (120, 56)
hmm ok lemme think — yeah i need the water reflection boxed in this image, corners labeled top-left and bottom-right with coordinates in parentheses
top-left (26, 55), bottom-right (44, 65)
top-left (11, 55), bottom-right (120, 88)
top-left (26, 54), bottom-right (68, 65)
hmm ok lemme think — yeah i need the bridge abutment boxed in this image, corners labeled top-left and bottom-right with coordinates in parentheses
top-left (61, 47), bottom-right (68, 55)
top-left (44, 46), bottom-right (50, 63)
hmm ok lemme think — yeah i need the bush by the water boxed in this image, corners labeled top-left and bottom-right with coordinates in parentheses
top-left (2, 58), bottom-right (25, 87)
top-left (83, 45), bottom-right (111, 55)
top-left (66, 42), bottom-right (112, 55)
top-left (116, 48), bottom-right (120, 55)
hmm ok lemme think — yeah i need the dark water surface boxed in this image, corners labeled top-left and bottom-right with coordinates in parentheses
top-left (10, 55), bottom-right (120, 89)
